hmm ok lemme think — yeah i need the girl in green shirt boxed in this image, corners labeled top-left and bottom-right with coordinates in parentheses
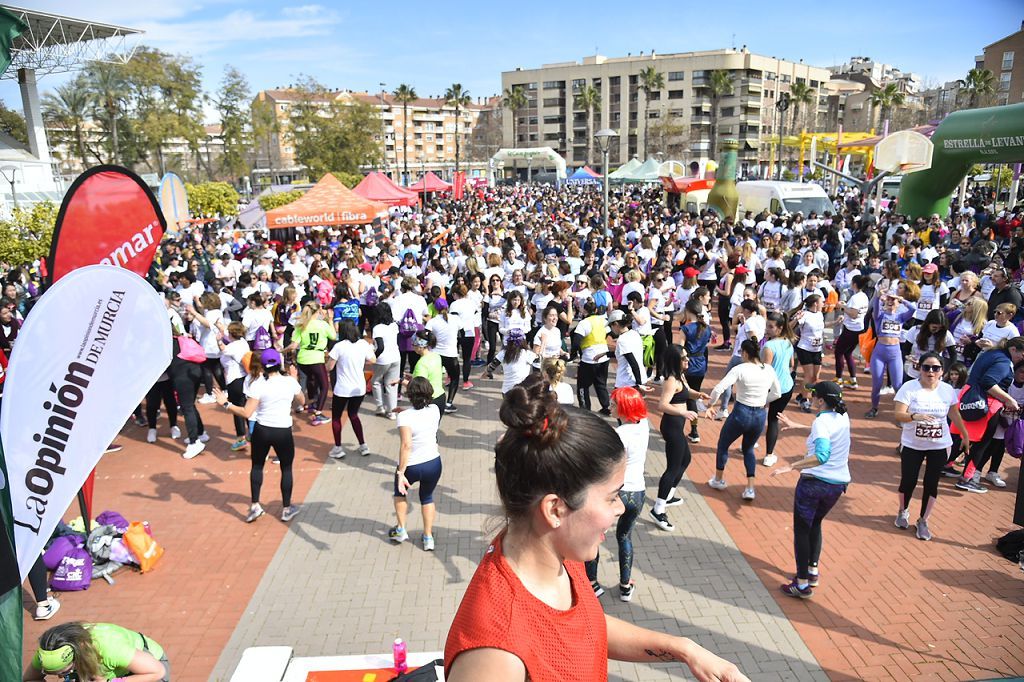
top-left (26, 621), bottom-right (168, 681)
top-left (286, 302), bottom-right (337, 426)
top-left (410, 329), bottom-right (447, 421)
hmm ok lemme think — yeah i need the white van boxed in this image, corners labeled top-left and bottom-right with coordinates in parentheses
top-left (736, 181), bottom-right (833, 217)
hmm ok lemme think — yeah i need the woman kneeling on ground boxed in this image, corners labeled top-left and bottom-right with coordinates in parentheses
top-left (24, 621), bottom-right (169, 681)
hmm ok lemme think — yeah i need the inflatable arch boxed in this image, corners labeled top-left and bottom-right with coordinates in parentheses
top-left (900, 102), bottom-right (1024, 219)
top-left (490, 147), bottom-right (567, 182)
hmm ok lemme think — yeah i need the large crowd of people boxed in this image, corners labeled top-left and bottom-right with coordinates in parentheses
top-left (7, 178), bottom-right (1023, 680)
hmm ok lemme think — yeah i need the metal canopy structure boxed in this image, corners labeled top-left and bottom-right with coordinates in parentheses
top-left (0, 4), bottom-right (142, 79)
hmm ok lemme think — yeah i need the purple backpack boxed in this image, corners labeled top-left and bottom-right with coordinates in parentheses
top-left (252, 324), bottom-right (272, 351)
top-left (1006, 419), bottom-right (1024, 459)
top-left (50, 547), bottom-right (92, 591)
top-left (43, 535), bottom-right (83, 571)
top-left (95, 510), bottom-right (130, 534)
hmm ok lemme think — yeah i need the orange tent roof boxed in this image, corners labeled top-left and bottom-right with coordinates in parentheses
top-left (353, 171), bottom-right (419, 207)
top-left (265, 173), bottom-right (388, 227)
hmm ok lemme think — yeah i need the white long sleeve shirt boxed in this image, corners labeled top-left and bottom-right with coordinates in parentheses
top-left (708, 361), bottom-right (781, 408)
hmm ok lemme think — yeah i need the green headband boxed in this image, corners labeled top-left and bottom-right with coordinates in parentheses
top-left (38, 644), bottom-right (74, 672)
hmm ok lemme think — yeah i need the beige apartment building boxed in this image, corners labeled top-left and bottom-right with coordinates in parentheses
top-left (500, 48), bottom-right (831, 176)
top-left (976, 21), bottom-right (1024, 106)
top-left (251, 88), bottom-right (493, 184)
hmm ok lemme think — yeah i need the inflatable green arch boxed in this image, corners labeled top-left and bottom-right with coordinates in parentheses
top-left (899, 102), bottom-right (1024, 219)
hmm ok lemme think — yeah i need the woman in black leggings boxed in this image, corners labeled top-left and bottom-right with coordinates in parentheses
top-left (650, 344), bottom-right (705, 531)
top-left (144, 371), bottom-right (179, 444)
top-left (169, 335), bottom-right (207, 460)
top-left (214, 348), bottom-right (305, 523)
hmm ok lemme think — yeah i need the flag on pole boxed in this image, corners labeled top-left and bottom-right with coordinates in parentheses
top-left (0, 439), bottom-right (23, 682)
top-left (0, 7), bottom-right (26, 76)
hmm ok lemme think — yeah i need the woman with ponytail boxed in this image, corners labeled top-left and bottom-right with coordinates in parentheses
top-left (770, 381), bottom-right (851, 599)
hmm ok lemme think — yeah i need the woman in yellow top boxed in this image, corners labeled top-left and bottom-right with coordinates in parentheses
top-left (409, 329), bottom-right (447, 421)
top-left (286, 301), bottom-right (337, 426)
top-left (24, 621), bottom-right (168, 681)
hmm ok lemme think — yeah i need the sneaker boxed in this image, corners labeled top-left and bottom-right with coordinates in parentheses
top-left (806, 571), bottom-right (820, 588)
top-left (376, 406), bottom-right (388, 417)
top-left (421, 534), bottom-right (435, 551)
top-left (954, 477), bottom-right (988, 494)
top-left (714, 344), bottom-right (732, 352)
top-left (444, 403), bottom-right (458, 414)
top-left (359, 443), bottom-right (370, 456)
top-left (170, 425), bottom-right (182, 439)
top-left (590, 580), bottom-right (605, 598)
top-left (895, 509), bottom-right (910, 529)
top-left (985, 471), bottom-right (1007, 488)
top-left (386, 411), bottom-right (397, 420)
top-left (880, 385), bottom-right (895, 396)
top-left (716, 408), bottom-right (729, 421)
top-left (485, 370), bottom-right (494, 380)
top-left (199, 393), bottom-right (217, 404)
top-left (687, 432), bottom-right (701, 443)
top-left (146, 428), bottom-right (157, 444)
top-left (865, 408), bottom-right (878, 419)
top-left (245, 504), bottom-right (265, 523)
top-left (230, 438), bottom-right (248, 451)
top-left (972, 471), bottom-right (982, 484)
top-left (763, 454), bottom-right (778, 467)
top-left (619, 581), bottom-right (635, 602)
top-left (845, 379), bottom-right (859, 390)
top-left (104, 443), bottom-right (123, 454)
top-left (708, 477), bottom-right (727, 490)
top-left (800, 399), bottom-right (813, 413)
top-left (915, 518), bottom-right (933, 541)
top-left (310, 414), bottom-right (330, 426)
top-left (271, 456), bottom-right (280, 464)
top-left (388, 526), bottom-right (409, 543)
top-left (665, 496), bottom-right (684, 507)
top-left (940, 465), bottom-right (961, 478)
top-left (648, 509), bottom-right (675, 531)
top-left (34, 597), bottom-right (60, 621)
top-left (462, 381), bottom-right (474, 390)
top-left (182, 441), bottom-right (205, 459)
top-left (741, 487), bottom-right (756, 501)
top-left (132, 415), bottom-right (148, 427)
top-left (598, 407), bottom-right (612, 416)
top-left (198, 432), bottom-right (210, 443)
top-left (780, 580), bottom-right (814, 599)
top-left (695, 399), bottom-right (708, 412)
top-left (328, 445), bottom-right (346, 459)
top-left (281, 505), bottom-right (301, 522)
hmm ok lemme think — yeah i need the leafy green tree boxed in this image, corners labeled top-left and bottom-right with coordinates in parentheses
top-left (83, 62), bottom-right (129, 164)
top-left (392, 84), bottom-right (417, 184)
top-left (332, 171), bottom-right (364, 188)
top-left (215, 66), bottom-right (252, 181)
top-left (258, 189), bottom-right (304, 211)
top-left (185, 181), bottom-right (239, 217)
top-left (0, 100), bottom-right (26, 145)
top-left (250, 97), bottom-right (279, 171)
top-left (707, 69), bottom-right (734, 159)
top-left (960, 68), bottom-right (996, 109)
top-left (574, 84), bottom-right (601, 167)
top-left (638, 66), bottom-right (665, 158)
top-left (42, 76), bottom-right (93, 167)
top-left (502, 85), bottom-right (527, 148)
top-left (0, 201), bottom-right (58, 265)
top-left (444, 83), bottom-right (471, 173)
top-left (788, 81), bottom-right (814, 134)
top-left (289, 76), bottom-right (381, 178)
top-left (869, 83), bottom-right (906, 130)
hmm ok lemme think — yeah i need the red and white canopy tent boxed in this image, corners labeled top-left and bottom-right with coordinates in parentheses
top-left (408, 171), bottom-right (452, 193)
top-left (352, 171), bottom-right (419, 207)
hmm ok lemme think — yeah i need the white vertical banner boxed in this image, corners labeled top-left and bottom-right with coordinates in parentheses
top-left (0, 265), bottom-right (171, 579)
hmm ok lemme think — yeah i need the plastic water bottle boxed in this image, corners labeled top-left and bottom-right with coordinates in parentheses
top-left (393, 638), bottom-right (408, 674)
top-left (1019, 549), bottom-right (1024, 572)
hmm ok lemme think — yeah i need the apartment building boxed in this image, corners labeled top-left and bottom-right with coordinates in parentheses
top-left (500, 48), bottom-right (831, 175)
top-left (251, 88), bottom-right (492, 183)
top-left (976, 21), bottom-right (1024, 106)
top-left (828, 56), bottom-right (921, 94)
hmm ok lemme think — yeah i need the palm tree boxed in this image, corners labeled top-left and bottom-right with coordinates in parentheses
top-left (85, 63), bottom-right (128, 164)
top-left (638, 66), bottom-right (665, 158)
top-left (502, 85), bottom-right (527, 149)
top-left (574, 84), bottom-right (601, 167)
top-left (392, 84), bottom-right (417, 185)
top-left (707, 69), bottom-right (734, 159)
top-left (42, 78), bottom-right (93, 168)
top-left (444, 83), bottom-right (471, 173)
top-left (788, 81), bottom-right (815, 134)
top-left (960, 68), bottom-right (996, 109)
top-left (869, 82), bottom-right (906, 130)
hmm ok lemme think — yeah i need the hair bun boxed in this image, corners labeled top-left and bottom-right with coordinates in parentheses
top-left (499, 375), bottom-right (566, 448)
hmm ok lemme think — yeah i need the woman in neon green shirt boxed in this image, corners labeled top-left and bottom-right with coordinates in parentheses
top-left (410, 329), bottom-right (447, 421)
top-left (286, 302), bottom-right (337, 426)
top-left (25, 621), bottom-right (169, 681)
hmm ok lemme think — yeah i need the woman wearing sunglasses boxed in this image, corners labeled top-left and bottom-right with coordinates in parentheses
top-left (891, 352), bottom-right (969, 541)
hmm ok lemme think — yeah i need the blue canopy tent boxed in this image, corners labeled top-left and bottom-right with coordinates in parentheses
top-left (565, 166), bottom-right (602, 186)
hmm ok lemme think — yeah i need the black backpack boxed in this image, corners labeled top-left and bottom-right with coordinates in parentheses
top-left (995, 529), bottom-right (1024, 563)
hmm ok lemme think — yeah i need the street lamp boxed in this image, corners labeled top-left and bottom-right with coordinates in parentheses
top-left (0, 165), bottom-right (18, 209)
top-left (594, 128), bottom-right (619, 233)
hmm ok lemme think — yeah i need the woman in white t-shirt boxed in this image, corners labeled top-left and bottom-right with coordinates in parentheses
top-left (190, 292), bottom-right (228, 403)
top-left (370, 302), bottom-right (401, 420)
top-left (325, 320), bottom-right (377, 458)
top-left (217, 321), bottom-right (252, 452)
top-left (833, 275), bottom-right (869, 389)
top-left (214, 349), bottom-right (305, 524)
top-left (242, 293), bottom-right (275, 346)
top-left (541, 357), bottom-right (574, 404)
top-left (533, 305), bottom-right (566, 362)
top-left (426, 298), bottom-right (462, 413)
top-left (793, 295), bottom-right (826, 412)
top-left (448, 283), bottom-right (481, 391)
top-left (891, 351), bottom-right (969, 541)
top-left (487, 328), bottom-right (536, 394)
top-left (389, 376), bottom-right (443, 551)
top-left (902, 310), bottom-right (955, 380)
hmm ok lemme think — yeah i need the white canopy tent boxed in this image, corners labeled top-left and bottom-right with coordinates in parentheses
top-left (490, 147), bottom-right (567, 183)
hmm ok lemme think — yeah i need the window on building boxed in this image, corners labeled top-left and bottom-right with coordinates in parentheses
top-left (1000, 72), bottom-right (1012, 91)
top-left (610, 94), bottom-right (620, 103)
top-left (543, 115), bottom-right (561, 124)
top-left (780, 74), bottom-right (791, 83)
top-left (765, 72), bottom-right (776, 80)
top-left (692, 70), bottom-right (707, 79)
top-left (610, 112), bottom-right (621, 122)
top-left (810, 80), bottom-right (820, 87)
top-left (720, 107), bottom-right (735, 117)
top-left (526, 83), bottom-right (537, 90)
top-left (796, 77), bottom-right (806, 85)
top-left (447, 134), bottom-right (453, 141)
top-left (628, 75), bottom-right (638, 85)
top-left (668, 90), bottom-right (685, 100)
top-left (668, 71), bottom-right (685, 81)
top-left (647, 91), bottom-right (661, 100)
top-left (572, 78), bottom-right (586, 89)
top-left (648, 110), bottom-right (660, 119)
top-left (543, 98), bottom-right (562, 107)
top-left (1003, 51), bottom-right (1015, 70)
top-left (544, 132), bottom-right (560, 141)
top-left (543, 80), bottom-right (564, 89)
top-left (529, 116), bottom-right (538, 124)
top-left (609, 76), bottom-right (620, 86)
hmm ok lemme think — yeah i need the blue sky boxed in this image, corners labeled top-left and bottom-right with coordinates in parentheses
top-left (2, 0), bottom-right (1021, 121)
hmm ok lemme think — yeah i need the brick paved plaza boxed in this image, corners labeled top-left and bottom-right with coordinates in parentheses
top-left (21, 353), bottom-right (1024, 681)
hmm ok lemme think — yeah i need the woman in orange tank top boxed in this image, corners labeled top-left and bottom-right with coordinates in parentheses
top-left (444, 375), bottom-right (749, 682)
